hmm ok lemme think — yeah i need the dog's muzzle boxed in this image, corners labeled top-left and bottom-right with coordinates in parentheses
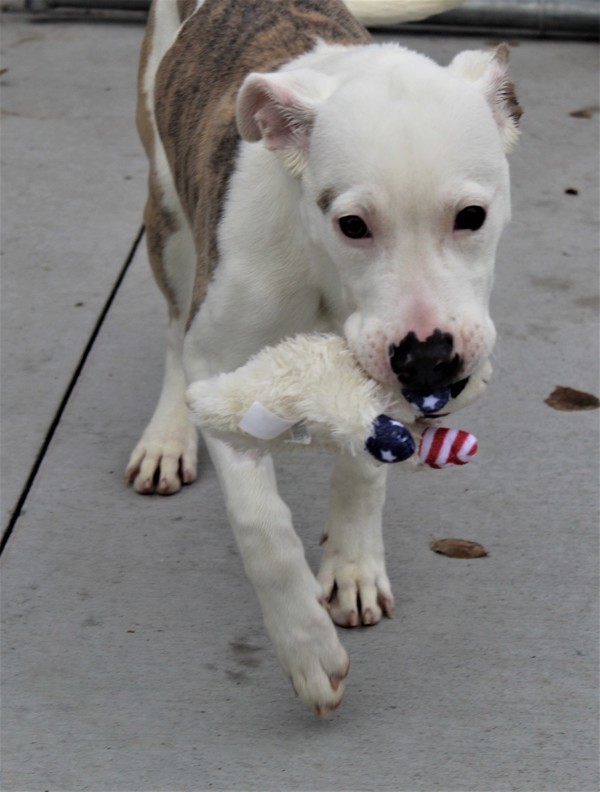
top-left (389, 330), bottom-right (463, 396)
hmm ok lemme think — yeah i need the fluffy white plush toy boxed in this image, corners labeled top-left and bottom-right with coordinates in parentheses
top-left (186, 333), bottom-right (490, 469)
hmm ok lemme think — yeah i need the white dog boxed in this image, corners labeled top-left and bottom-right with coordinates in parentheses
top-left (128, 0), bottom-right (521, 716)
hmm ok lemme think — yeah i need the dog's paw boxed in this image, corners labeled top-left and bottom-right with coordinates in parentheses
top-left (317, 553), bottom-right (394, 627)
top-left (267, 596), bottom-right (350, 718)
top-left (125, 410), bottom-right (198, 495)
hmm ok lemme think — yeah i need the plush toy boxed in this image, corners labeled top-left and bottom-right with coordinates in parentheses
top-left (186, 333), bottom-right (489, 469)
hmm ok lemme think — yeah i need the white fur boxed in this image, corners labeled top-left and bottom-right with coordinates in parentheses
top-left (132, 0), bottom-right (519, 717)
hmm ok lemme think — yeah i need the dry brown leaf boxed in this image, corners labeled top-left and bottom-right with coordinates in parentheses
top-left (569, 105), bottom-right (599, 119)
top-left (430, 538), bottom-right (488, 559)
top-left (545, 386), bottom-right (599, 412)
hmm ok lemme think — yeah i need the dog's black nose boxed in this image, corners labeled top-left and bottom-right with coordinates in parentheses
top-left (389, 330), bottom-right (462, 395)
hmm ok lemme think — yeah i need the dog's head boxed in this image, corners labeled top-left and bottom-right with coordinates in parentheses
top-left (237, 43), bottom-right (521, 398)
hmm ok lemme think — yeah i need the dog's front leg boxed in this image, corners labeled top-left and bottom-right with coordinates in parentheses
top-left (203, 434), bottom-right (350, 716)
top-left (318, 455), bottom-right (394, 627)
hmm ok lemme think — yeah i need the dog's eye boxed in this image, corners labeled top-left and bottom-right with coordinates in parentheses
top-left (454, 206), bottom-right (486, 232)
top-left (339, 215), bottom-right (371, 239)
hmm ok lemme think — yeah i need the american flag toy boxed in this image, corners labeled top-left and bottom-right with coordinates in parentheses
top-left (365, 415), bottom-right (417, 464)
top-left (418, 426), bottom-right (478, 469)
top-left (402, 387), bottom-right (450, 415)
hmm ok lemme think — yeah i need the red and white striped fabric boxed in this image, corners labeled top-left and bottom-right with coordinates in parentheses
top-left (418, 427), bottom-right (478, 469)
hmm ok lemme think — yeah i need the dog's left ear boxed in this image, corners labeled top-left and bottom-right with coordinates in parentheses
top-left (236, 69), bottom-right (336, 176)
top-left (448, 44), bottom-right (522, 152)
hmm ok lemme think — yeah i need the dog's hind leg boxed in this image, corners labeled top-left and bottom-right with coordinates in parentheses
top-left (318, 454), bottom-right (394, 626)
top-left (125, 185), bottom-right (198, 495)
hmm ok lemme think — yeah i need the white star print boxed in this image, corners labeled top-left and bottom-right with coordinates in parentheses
top-left (421, 395), bottom-right (442, 411)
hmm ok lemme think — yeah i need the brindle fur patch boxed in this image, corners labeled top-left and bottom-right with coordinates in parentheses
top-left (317, 188), bottom-right (337, 214)
top-left (177, 0), bottom-right (199, 20)
top-left (143, 180), bottom-right (181, 320)
top-left (153, 0), bottom-right (371, 327)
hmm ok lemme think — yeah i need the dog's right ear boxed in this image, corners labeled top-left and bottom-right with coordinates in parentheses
top-left (236, 70), bottom-right (336, 176)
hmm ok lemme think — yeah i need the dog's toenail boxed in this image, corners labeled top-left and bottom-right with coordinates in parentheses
top-left (362, 608), bottom-right (375, 625)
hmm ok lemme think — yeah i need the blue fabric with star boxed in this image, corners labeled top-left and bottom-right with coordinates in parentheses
top-left (402, 387), bottom-right (450, 414)
top-left (365, 415), bottom-right (416, 463)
